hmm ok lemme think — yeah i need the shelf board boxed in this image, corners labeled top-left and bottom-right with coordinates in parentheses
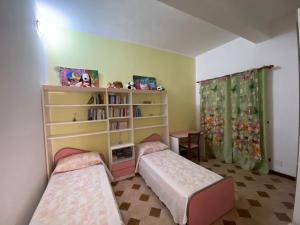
top-left (132, 89), bottom-right (167, 94)
top-left (133, 115), bottom-right (166, 119)
top-left (46, 119), bottom-right (107, 126)
top-left (112, 157), bottom-right (134, 164)
top-left (108, 104), bottom-right (130, 106)
top-left (110, 128), bottom-right (132, 133)
top-left (107, 88), bottom-right (130, 93)
top-left (44, 104), bottom-right (106, 108)
top-left (48, 130), bottom-right (108, 140)
top-left (111, 142), bottom-right (134, 150)
top-left (43, 85), bottom-right (106, 93)
top-left (132, 103), bottom-right (166, 106)
top-left (109, 116), bottom-right (130, 120)
top-left (134, 124), bottom-right (167, 130)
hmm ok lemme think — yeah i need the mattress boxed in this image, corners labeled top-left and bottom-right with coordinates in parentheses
top-left (138, 150), bottom-right (222, 225)
top-left (30, 164), bottom-right (123, 225)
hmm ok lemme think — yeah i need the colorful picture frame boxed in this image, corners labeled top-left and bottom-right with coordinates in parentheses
top-left (133, 75), bottom-right (157, 90)
top-left (57, 67), bottom-right (99, 88)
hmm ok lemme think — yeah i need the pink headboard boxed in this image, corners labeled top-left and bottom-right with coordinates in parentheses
top-left (141, 133), bottom-right (162, 143)
top-left (53, 147), bottom-right (88, 165)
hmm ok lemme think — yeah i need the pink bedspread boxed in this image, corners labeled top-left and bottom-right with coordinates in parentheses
top-left (30, 165), bottom-right (123, 225)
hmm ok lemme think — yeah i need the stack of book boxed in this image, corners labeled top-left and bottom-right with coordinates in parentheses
top-left (88, 108), bottom-right (106, 120)
top-left (88, 94), bottom-right (104, 104)
top-left (110, 121), bottom-right (128, 130)
top-left (109, 107), bottom-right (129, 118)
top-left (109, 94), bottom-right (128, 104)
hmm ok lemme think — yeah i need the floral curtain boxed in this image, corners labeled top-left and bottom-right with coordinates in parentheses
top-left (200, 77), bottom-right (232, 163)
top-left (200, 69), bottom-right (269, 174)
top-left (231, 69), bottom-right (269, 173)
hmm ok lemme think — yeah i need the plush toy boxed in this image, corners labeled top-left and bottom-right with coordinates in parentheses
top-left (157, 85), bottom-right (165, 91)
top-left (113, 81), bottom-right (123, 88)
top-left (75, 73), bottom-right (93, 87)
top-left (127, 81), bottom-right (136, 90)
top-left (107, 82), bottom-right (115, 88)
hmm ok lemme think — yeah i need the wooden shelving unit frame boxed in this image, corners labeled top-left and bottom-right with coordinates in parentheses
top-left (42, 85), bottom-right (169, 178)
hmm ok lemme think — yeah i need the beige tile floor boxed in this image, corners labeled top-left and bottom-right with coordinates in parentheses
top-left (112, 157), bottom-right (296, 225)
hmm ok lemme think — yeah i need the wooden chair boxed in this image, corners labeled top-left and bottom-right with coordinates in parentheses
top-left (179, 132), bottom-right (201, 162)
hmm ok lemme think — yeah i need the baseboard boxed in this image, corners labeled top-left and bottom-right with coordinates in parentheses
top-left (269, 170), bottom-right (296, 181)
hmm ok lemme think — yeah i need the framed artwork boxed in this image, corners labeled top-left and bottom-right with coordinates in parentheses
top-left (133, 75), bottom-right (157, 90)
top-left (57, 67), bottom-right (99, 88)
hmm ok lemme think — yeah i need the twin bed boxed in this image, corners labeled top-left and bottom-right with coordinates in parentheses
top-left (136, 134), bottom-right (235, 225)
top-left (29, 148), bottom-right (123, 225)
top-left (30, 135), bottom-right (234, 225)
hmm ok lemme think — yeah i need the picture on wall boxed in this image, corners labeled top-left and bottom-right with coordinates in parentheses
top-left (57, 66), bottom-right (99, 88)
top-left (133, 75), bottom-right (157, 90)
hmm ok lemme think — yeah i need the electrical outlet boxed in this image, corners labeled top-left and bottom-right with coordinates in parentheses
top-left (274, 160), bottom-right (283, 167)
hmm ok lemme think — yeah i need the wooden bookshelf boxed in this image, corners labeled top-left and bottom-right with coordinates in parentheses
top-left (42, 85), bottom-right (169, 179)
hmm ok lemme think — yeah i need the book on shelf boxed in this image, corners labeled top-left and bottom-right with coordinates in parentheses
top-left (109, 94), bottom-right (128, 104)
top-left (109, 107), bottom-right (129, 118)
top-left (88, 93), bottom-right (104, 105)
top-left (88, 108), bottom-right (106, 120)
top-left (110, 121), bottom-right (128, 130)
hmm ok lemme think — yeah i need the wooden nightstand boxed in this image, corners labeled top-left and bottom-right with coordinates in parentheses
top-left (112, 159), bottom-right (135, 180)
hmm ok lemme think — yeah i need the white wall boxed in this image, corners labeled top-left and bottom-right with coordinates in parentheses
top-left (292, 9), bottom-right (300, 225)
top-left (0, 0), bottom-right (47, 225)
top-left (196, 30), bottom-right (299, 177)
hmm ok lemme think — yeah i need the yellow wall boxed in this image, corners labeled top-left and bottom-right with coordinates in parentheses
top-left (47, 28), bottom-right (196, 133)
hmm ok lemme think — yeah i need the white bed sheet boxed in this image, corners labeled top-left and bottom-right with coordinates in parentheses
top-left (138, 150), bottom-right (222, 225)
top-left (30, 164), bottom-right (123, 225)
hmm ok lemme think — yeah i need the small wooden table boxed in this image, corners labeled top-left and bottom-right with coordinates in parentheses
top-left (170, 130), bottom-right (205, 156)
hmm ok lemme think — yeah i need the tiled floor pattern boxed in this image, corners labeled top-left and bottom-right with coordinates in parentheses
top-left (112, 157), bottom-right (296, 225)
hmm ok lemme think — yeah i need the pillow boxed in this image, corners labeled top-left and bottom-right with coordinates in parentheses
top-left (136, 141), bottom-right (169, 156)
top-left (53, 152), bottom-right (102, 174)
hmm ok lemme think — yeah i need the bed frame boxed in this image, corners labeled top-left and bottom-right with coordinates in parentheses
top-left (141, 133), bottom-right (235, 225)
top-left (187, 176), bottom-right (234, 225)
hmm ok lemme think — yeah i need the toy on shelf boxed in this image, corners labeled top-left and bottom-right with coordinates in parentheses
top-left (127, 81), bottom-right (136, 90)
top-left (107, 81), bottom-right (124, 89)
top-left (157, 85), bottom-right (165, 91)
top-left (75, 73), bottom-right (94, 87)
top-left (107, 82), bottom-right (115, 88)
top-left (113, 81), bottom-right (123, 88)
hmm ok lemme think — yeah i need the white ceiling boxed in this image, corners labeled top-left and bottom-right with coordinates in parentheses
top-left (37, 0), bottom-right (237, 56)
top-left (158, 0), bottom-right (300, 43)
top-left (37, 0), bottom-right (300, 57)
